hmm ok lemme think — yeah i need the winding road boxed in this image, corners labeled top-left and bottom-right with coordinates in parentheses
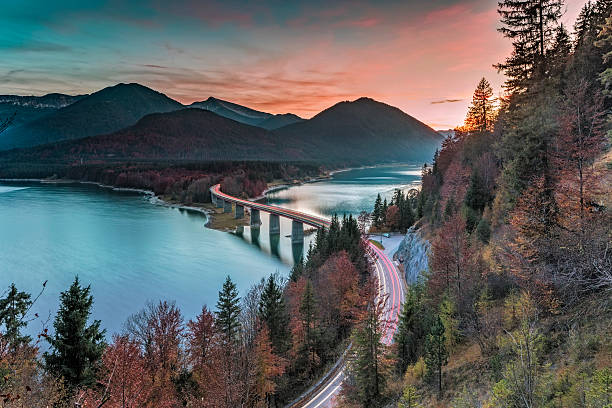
top-left (210, 184), bottom-right (404, 407)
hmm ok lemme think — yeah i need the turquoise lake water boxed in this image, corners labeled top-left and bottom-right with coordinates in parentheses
top-left (0, 164), bottom-right (420, 338)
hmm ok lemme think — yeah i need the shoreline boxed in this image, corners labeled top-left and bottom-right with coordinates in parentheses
top-left (0, 177), bottom-right (216, 226)
top-left (1, 162), bottom-right (420, 232)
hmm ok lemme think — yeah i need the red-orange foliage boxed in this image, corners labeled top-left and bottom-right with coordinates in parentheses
top-left (316, 251), bottom-right (361, 339)
top-left (250, 325), bottom-right (286, 407)
top-left (508, 176), bottom-right (560, 311)
top-left (126, 301), bottom-right (183, 407)
top-left (385, 205), bottom-right (400, 229)
top-left (429, 214), bottom-right (476, 306)
top-left (82, 335), bottom-right (151, 408)
top-left (186, 306), bottom-right (224, 406)
top-left (554, 79), bottom-right (607, 235)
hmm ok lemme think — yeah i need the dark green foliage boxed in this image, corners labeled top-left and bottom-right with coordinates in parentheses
top-left (425, 315), bottom-right (448, 396)
top-left (259, 274), bottom-right (291, 355)
top-left (373, 193), bottom-right (383, 227)
top-left (44, 276), bottom-right (106, 390)
top-left (348, 295), bottom-right (386, 407)
top-left (215, 275), bottom-right (241, 346)
top-left (0, 283), bottom-right (32, 349)
top-left (289, 257), bottom-right (305, 282)
top-left (394, 283), bottom-right (431, 375)
top-left (443, 196), bottom-right (456, 220)
top-left (298, 280), bottom-right (319, 373)
top-left (465, 170), bottom-right (491, 213)
top-left (305, 213), bottom-right (369, 281)
top-left (476, 217), bottom-right (491, 243)
top-left (462, 205), bottom-right (480, 233)
top-left (496, 0), bottom-right (564, 93)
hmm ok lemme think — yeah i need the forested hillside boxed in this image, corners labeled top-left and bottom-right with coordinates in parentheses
top-left (350, 1), bottom-right (611, 406)
top-left (0, 83), bottom-right (182, 150)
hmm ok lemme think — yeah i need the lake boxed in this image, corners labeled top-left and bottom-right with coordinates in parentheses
top-left (0, 164), bottom-right (421, 338)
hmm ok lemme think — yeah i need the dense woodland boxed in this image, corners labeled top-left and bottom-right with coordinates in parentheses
top-left (0, 215), bottom-right (376, 407)
top-left (372, 1), bottom-right (611, 406)
top-left (1, 1), bottom-right (611, 407)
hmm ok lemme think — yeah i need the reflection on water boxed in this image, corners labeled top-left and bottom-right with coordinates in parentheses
top-left (267, 164), bottom-right (422, 218)
top-left (0, 182), bottom-right (290, 338)
top-left (237, 212), bottom-right (314, 265)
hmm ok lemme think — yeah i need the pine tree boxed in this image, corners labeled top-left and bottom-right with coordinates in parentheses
top-left (373, 193), bottom-right (382, 227)
top-left (496, 0), bottom-right (564, 92)
top-left (299, 280), bottom-right (319, 370)
top-left (347, 288), bottom-right (387, 406)
top-left (394, 284), bottom-right (430, 375)
top-left (465, 77), bottom-right (495, 132)
top-left (425, 315), bottom-right (448, 397)
top-left (0, 283), bottom-right (32, 349)
top-left (417, 191), bottom-right (426, 219)
top-left (44, 276), bottom-right (106, 389)
top-left (465, 170), bottom-right (491, 213)
top-left (216, 275), bottom-right (241, 346)
top-left (399, 385), bottom-right (422, 408)
top-left (596, 15), bottom-right (612, 96)
top-left (382, 198), bottom-right (388, 225)
top-left (259, 274), bottom-right (290, 355)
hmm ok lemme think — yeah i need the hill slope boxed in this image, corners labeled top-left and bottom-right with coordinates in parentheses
top-left (189, 97), bottom-right (303, 129)
top-left (275, 97), bottom-right (442, 163)
top-left (0, 93), bottom-right (86, 132)
top-left (258, 113), bottom-right (304, 130)
top-left (0, 109), bottom-right (299, 163)
top-left (0, 83), bottom-right (182, 150)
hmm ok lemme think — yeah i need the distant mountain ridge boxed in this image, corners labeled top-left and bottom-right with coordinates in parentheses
top-left (0, 109), bottom-right (297, 163)
top-left (275, 97), bottom-right (442, 163)
top-left (0, 83), bottom-right (183, 150)
top-left (189, 97), bottom-right (303, 129)
top-left (0, 93), bottom-right (86, 109)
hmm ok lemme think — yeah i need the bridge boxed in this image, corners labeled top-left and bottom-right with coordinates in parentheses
top-left (210, 183), bottom-right (404, 407)
top-left (210, 183), bottom-right (330, 243)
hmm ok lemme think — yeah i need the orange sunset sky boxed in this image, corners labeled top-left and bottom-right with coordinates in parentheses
top-left (0, 0), bottom-right (590, 129)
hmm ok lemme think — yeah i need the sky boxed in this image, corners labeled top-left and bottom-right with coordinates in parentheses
top-left (0, 0), bottom-right (589, 129)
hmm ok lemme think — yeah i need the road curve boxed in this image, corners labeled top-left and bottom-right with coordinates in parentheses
top-left (210, 184), bottom-right (403, 407)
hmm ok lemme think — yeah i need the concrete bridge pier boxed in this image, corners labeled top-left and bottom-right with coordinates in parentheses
top-left (235, 204), bottom-right (244, 219)
top-left (223, 200), bottom-right (232, 213)
top-left (269, 214), bottom-right (280, 234)
top-left (291, 220), bottom-right (304, 243)
top-left (215, 196), bottom-right (224, 208)
top-left (250, 209), bottom-right (261, 226)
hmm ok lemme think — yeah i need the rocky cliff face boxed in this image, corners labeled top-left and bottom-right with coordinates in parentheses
top-left (394, 227), bottom-right (430, 283)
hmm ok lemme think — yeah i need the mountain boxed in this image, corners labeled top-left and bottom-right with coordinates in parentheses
top-left (258, 113), bottom-right (304, 130)
top-left (0, 109), bottom-right (300, 163)
top-left (0, 83), bottom-right (183, 150)
top-left (274, 97), bottom-right (443, 163)
top-left (0, 93), bottom-right (86, 132)
top-left (189, 97), bottom-right (271, 127)
top-left (437, 129), bottom-right (455, 139)
top-left (189, 97), bottom-right (302, 129)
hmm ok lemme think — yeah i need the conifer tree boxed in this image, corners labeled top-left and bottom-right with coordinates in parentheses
top-left (465, 77), bottom-right (495, 132)
top-left (216, 275), bottom-right (241, 346)
top-left (394, 284), bottom-right (429, 375)
top-left (44, 276), bottom-right (106, 390)
top-left (425, 315), bottom-right (448, 396)
top-left (381, 198), bottom-right (388, 225)
top-left (347, 287), bottom-right (387, 406)
top-left (0, 283), bottom-right (32, 349)
top-left (299, 280), bottom-right (319, 369)
top-left (259, 274), bottom-right (290, 355)
top-left (373, 193), bottom-right (382, 227)
top-left (496, 0), bottom-right (564, 92)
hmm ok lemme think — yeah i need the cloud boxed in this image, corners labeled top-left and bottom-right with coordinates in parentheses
top-left (430, 99), bottom-right (462, 104)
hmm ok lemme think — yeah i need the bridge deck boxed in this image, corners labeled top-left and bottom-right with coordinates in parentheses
top-left (211, 184), bottom-right (330, 228)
